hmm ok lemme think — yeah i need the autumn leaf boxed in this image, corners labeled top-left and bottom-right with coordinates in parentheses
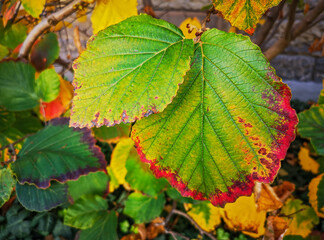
top-left (298, 146), bottom-right (319, 174)
top-left (221, 194), bottom-right (267, 238)
top-left (273, 181), bottom-right (295, 203)
top-left (281, 199), bottom-right (319, 238)
top-left (185, 201), bottom-right (222, 232)
top-left (20, 0), bottom-right (46, 18)
top-left (308, 173), bottom-right (324, 218)
top-left (264, 216), bottom-right (288, 240)
top-left (254, 183), bottom-right (283, 212)
top-left (212, 0), bottom-right (282, 34)
top-left (179, 17), bottom-right (202, 39)
top-left (91, 0), bottom-right (138, 34)
top-left (3, 1), bottom-right (18, 27)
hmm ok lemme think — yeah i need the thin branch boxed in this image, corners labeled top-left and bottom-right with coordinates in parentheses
top-left (0, 134), bottom-right (33, 151)
top-left (284, 0), bottom-right (298, 40)
top-left (18, 0), bottom-right (85, 58)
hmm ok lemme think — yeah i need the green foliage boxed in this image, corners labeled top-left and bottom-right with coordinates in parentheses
top-left (124, 192), bottom-right (165, 223)
top-left (0, 23), bottom-right (27, 50)
top-left (70, 14), bottom-right (194, 128)
top-left (63, 195), bottom-right (107, 230)
top-left (16, 182), bottom-right (68, 212)
top-left (35, 69), bottom-right (60, 103)
top-left (0, 168), bottom-right (15, 207)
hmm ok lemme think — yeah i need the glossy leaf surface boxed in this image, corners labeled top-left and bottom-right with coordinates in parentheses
top-left (70, 14), bottom-right (194, 128)
top-left (298, 105), bottom-right (324, 155)
top-left (0, 168), bottom-right (15, 207)
top-left (11, 118), bottom-right (106, 188)
top-left (63, 195), bottom-right (107, 229)
top-left (132, 29), bottom-right (297, 206)
top-left (0, 61), bottom-right (38, 111)
top-left (212, 0), bottom-right (282, 34)
top-left (16, 182), bottom-right (68, 212)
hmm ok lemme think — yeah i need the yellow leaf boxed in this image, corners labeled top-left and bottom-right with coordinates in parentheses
top-left (179, 17), bottom-right (202, 39)
top-left (109, 138), bottom-right (134, 188)
top-left (228, 26), bottom-right (237, 33)
top-left (281, 198), bottom-right (319, 238)
top-left (186, 202), bottom-right (222, 232)
top-left (91, 0), bottom-right (138, 34)
top-left (76, 7), bottom-right (88, 23)
top-left (222, 194), bottom-right (266, 238)
top-left (308, 173), bottom-right (324, 218)
top-left (298, 146), bottom-right (319, 174)
top-left (255, 183), bottom-right (283, 212)
top-left (20, 0), bottom-right (45, 18)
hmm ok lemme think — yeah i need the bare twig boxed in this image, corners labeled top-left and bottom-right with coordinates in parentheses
top-left (18, 0), bottom-right (85, 58)
top-left (284, 0), bottom-right (298, 40)
top-left (0, 134), bottom-right (33, 151)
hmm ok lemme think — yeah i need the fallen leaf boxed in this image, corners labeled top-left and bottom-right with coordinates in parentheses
top-left (264, 216), bottom-right (288, 240)
top-left (298, 146), bottom-right (319, 174)
top-left (255, 183), bottom-right (283, 212)
top-left (91, 0), bottom-right (138, 34)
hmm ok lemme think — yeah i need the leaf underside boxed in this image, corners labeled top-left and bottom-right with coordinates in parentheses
top-left (132, 29), bottom-right (297, 207)
top-left (70, 14), bottom-right (193, 128)
top-left (11, 118), bottom-right (107, 188)
top-left (212, 0), bottom-right (282, 34)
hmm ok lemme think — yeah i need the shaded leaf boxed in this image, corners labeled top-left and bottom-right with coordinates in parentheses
top-left (36, 68), bottom-right (60, 103)
top-left (16, 181), bottom-right (68, 212)
top-left (0, 168), bottom-right (15, 207)
top-left (255, 182), bottom-right (283, 212)
top-left (222, 194), bottom-right (267, 238)
top-left (91, 0), bottom-right (138, 34)
top-left (30, 32), bottom-right (60, 71)
top-left (67, 171), bottom-right (109, 201)
top-left (6, 203), bottom-right (32, 238)
top-left (0, 44), bottom-right (9, 59)
top-left (63, 195), bottom-right (107, 230)
top-left (0, 23), bottom-right (27, 49)
top-left (179, 17), bottom-right (202, 39)
top-left (212, 0), bottom-right (282, 34)
top-left (11, 118), bottom-right (106, 188)
top-left (12, 111), bottom-right (43, 134)
top-left (132, 29), bottom-right (297, 206)
top-left (0, 110), bottom-right (15, 132)
top-left (93, 123), bottom-right (130, 143)
top-left (185, 201), bottom-right (222, 232)
top-left (124, 192), bottom-right (165, 223)
top-left (298, 146), bottom-right (319, 174)
top-left (273, 181), bottom-right (295, 202)
top-left (20, 0), bottom-right (45, 18)
top-left (308, 173), bottom-right (324, 218)
top-left (318, 81), bottom-right (324, 105)
top-left (79, 210), bottom-right (118, 240)
top-left (70, 14), bottom-right (194, 128)
top-left (298, 105), bottom-right (324, 155)
top-left (0, 61), bottom-right (38, 111)
top-left (281, 199), bottom-right (319, 238)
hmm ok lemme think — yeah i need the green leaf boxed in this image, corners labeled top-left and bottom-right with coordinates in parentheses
top-left (30, 32), bottom-right (60, 71)
top-left (20, 0), bottom-right (45, 18)
top-left (0, 23), bottom-right (27, 49)
top-left (11, 118), bottom-right (106, 188)
top-left (93, 123), bottom-right (130, 143)
top-left (64, 195), bottom-right (108, 230)
top-left (70, 14), bottom-right (194, 128)
top-left (12, 111), bottom-right (43, 134)
top-left (0, 44), bottom-right (9, 59)
top-left (132, 29), bottom-right (298, 207)
top-left (79, 211), bottom-right (118, 240)
top-left (6, 203), bottom-right (32, 238)
top-left (124, 192), bottom-right (165, 223)
top-left (298, 106), bottom-right (324, 155)
top-left (318, 88), bottom-right (324, 105)
top-left (0, 61), bottom-right (39, 111)
top-left (0, 168), bottom-right (15, 207)
top-left (67, 171), bottom-right (109, 201)
top-left (36, 69), bottom-right (60, 102)
top-left (125, 155), bottom-right (168, 196)
top-left (0, 110), bottom-right (15, 132)
top-left (16, 182), bottom-right (68, 212)
top-left (212, 0), bottom-right (282, 34)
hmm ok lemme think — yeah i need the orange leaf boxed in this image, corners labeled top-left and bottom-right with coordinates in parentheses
top-left (3, 1), bottom-right (18, 27)
top-left (273, 181), bottom-right (295, 203)
top-left (146, 218), bottom-right (165, 239)
top-left (255, 183), bottom-right (283, 212)
top-left (264, 216), bottom-right (288, 240)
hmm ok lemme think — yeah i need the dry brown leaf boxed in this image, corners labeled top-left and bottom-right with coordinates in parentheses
top-left (255, 183), bottom-right (283, 212)
top-left (273, 181), bottom-right (295, 203)
top-left (264, 216), bottom-right (288, 240)
top-left (146, 217), bottom-right (165, 239)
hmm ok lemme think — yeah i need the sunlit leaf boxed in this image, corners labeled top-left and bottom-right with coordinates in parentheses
top-left (281, 199), bottom-right (319, 238)
top-left (179, 17), bottom-right (202, 39)
top-left (70, 14), bottom-right (194, 128)
top-left (222, 194), bottom-right (266, 238)
top-left (67, 171), bottom-right (109, 201)
top-left (298, 146), bottom-right (319, 174)
top-left (132, 29), bottom-right (297, 206)
top-left (16, 181), bottom-right (68, 212)
top-left (93, 123), bottom-right (130, 143)
top-left (36, 68), bottom-right (60, 103)
top-left (212, 0), bottom-right (282, 34)
top-left (0, 168), bottom-right (15, 207)
top-left (298, 105), bottom-right (324, 155)
top-left (30, 32), bottom-right (60, 71)
top-left (0, 61), bottom-right (38, 111)
top-left (11, 118), bottom-right (106, 188)
top-left (20, 0), bottom-right (45, 18)
top-left (124, 192), bottom-right (165, 223)
top-left (79, 211), bottom-right (118, 240)
top-left (64, 195), bottom-right (107, 230)
top-left (91, 0), bottom-right (138, 34)
top-left (255, 182), bottom-right (283, 212)
top-left (308, 173), bottom-right (324, 218)
top-left (185, 201), bottom-right (222, 232)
